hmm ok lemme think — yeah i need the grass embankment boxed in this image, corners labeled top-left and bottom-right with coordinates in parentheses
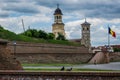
top-left (0, 26), bottom-right (79, 46)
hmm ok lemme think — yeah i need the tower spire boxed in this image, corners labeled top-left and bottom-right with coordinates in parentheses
top-left (85, 18), bottom-right (86, 22)
top-left (57, 4), bottom-right (59, 8)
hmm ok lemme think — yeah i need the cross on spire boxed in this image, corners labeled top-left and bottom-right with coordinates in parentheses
top-left (85, 18), bottom-right (86, 22)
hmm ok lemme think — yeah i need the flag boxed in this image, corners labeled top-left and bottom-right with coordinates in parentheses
top-left (108, 27), bottom-right (116, 38)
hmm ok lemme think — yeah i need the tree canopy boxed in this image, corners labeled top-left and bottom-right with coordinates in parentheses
top-left (56, 33), bottom-right (66, 40)
top-left (21, 29), bottom-right (55, 40)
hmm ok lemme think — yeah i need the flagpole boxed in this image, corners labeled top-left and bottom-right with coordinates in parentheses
top-left (108, 25), bottom-right (110, 52)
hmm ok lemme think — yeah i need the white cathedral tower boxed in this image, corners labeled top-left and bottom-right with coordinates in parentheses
top-left (52, 4), bottom-right (66, 39)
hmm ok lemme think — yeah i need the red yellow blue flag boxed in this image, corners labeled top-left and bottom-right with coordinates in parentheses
top-left (108, 27), bottom-right (116, 38)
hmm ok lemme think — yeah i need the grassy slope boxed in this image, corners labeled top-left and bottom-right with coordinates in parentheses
top-left (0, 26), bottom-right (80, 46)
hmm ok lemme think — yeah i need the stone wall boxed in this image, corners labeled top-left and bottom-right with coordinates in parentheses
top-left (7, 42), bottom-right (94, 64)
top-left (8, 42), bottom-right (89, 54)
top-left (88, 52), bottom-right (106, 64)
top-left (109, 52), bottom-right (120, 62)
top-left (0, 40), bottom-right (23, 70)
top-left (16, 53), bottom-right (94, 64)
top-left (7, 42), bottom-right (120, 64)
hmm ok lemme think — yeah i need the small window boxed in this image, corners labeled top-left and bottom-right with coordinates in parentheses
top-left (59, 16), bottom-right (61, 19)
top-left (57, 16), bottom-right (59, 19)
top-left (83, 28), bottom-right (84, 30)
top-left (87, 28), bottom-right (89, 30)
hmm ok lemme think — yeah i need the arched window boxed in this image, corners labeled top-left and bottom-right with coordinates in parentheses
top-left (57, 16), bottom-right (59, 19)
top-left (87, 28), bottom-right (89, 30)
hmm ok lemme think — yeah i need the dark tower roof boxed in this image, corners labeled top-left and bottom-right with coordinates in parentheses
top-left (81, 18), bottom-right (91, 25)
top-left (54, 4), bottom-right (63, 15)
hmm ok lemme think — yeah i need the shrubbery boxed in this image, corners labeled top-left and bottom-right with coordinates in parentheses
top-left (114, 48), bottom-right (120, 52)
top-left (21, 29), bottom-right (55, 40)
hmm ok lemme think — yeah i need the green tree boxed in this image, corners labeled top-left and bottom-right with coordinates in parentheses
top-left (48, 33), bottom-right (55, 39)
top-left (21, 29), bottom-right (55, 40)
top-left (30, 29), bottom-right (39, 38)
top-left (23, 29), bottom-right (39, 38)
top-left (25, 30), bottom-right (32, 37)
top-left (56, 33), bottom-right (66, 40)
top-left (38, 30), bottom-right (48, 39)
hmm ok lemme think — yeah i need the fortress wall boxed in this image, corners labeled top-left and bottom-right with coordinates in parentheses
top-left (8, 42), bottom-right (89, 54)
top-left (89, 52), bottom-right (120, 64)
top-left (6, 42), bottom-right (94, 63)
top-left (7, 42), bottom-right (120, 64)
top-left (0, 41), bottom-right (23, 70)
top-left (16, 53), bottom-right (94, 64)
top-left (88, 52), bottom-right (105, 64)
top-left (109, 52), bottom-right (120, 62)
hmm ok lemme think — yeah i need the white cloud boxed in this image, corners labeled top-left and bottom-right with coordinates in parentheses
top-left (0, 13), bottom-right (52, 33)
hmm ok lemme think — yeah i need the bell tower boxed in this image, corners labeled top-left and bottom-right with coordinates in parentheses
top-left (81, 19), bottom-right (91, 48)
top-left (52, 4), bottom-right (65, 39)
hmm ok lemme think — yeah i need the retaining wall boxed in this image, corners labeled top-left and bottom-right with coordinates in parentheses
top-left (8, 42), bottom-right (89, 54)
top-left (16, 53), bottom-right (94, 64)
top-left (7, 42), bottom-right (93, 64)
top-left (109, 52), bottom-right (120, 62)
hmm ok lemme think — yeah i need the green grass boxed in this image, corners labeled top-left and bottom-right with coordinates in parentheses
top-left (0, 26), bottom-right (80, 46)
top-left (22, 63), bottom-right (79, 67)
top-left (23, 68), bottom-right (118, 72)
top-left (22, 63), bottom-right (120, 72)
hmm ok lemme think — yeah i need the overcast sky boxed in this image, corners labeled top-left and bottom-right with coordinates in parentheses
top-left (0, 0), bottom-right (120, 47)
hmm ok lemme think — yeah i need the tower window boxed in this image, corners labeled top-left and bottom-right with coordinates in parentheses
top-left (83, 28), bottom-right (84, 30)
top-left (59, 16), bottom-right (61, 19)
top-left (57, 16), bottom-right (59, 19)
top-left (87, 28), bottom-right (89, 30)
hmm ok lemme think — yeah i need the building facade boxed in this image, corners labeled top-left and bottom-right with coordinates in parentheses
top-left (52, 5), bottom-right (66, 39)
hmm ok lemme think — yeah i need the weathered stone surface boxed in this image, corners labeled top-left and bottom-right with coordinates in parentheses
top-left (109, 52), bottom-right (120, 62)
top-left (7, 41), bottom-right (120, 64)
top-left (7, 41), bottom-right (93, 64)
top-left (8, 41), bottom-right (89, 54)
top-left (15, 53), bottom-right (94, 64)
top-left (0, 40), bottom-right (23, 70)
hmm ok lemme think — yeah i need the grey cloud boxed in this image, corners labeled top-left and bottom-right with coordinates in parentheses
top-left (0, 0), bottom-right (120, 19)
top-left (0, 13), bottom-right (9, 18)
top-left (4, 6), bottom-right (39, 14)
top-left (2, 3), bottom-right (40, 14)
top-left (35, 0), bottom-right (120, 19)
